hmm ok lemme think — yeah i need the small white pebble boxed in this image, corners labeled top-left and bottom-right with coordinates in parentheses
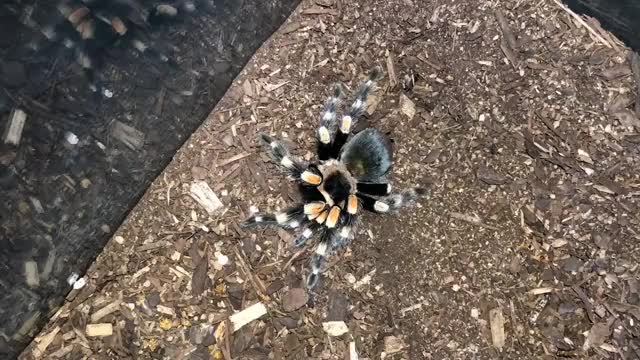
top-left (114, 236), bottom-right (125, 244)
top-left (217, 254), bottom-right (229, 266)
top-left (345, 273), bottom-right (356, 284)
top-left (452, 284), bottom-right (461, 292)
top-left (471, 308), bottom-right (479, 319)
top-left (65, 132), bottom-right (79, 145)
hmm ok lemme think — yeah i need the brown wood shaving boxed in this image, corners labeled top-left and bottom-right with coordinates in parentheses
top-left (217, 152), bottom-right (251, 167)
top-left (573, 285), bottom-right (597, 323)
top-left (449, 212), bottom-right (500, 230)
top-left (301, 7), bottom-right (338, 16)
top-left (234, 247), bottom-right (270, 302)
top-left (385, 50), bottom-right (398, 88)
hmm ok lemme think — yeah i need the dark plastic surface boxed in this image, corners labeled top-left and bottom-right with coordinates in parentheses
top-left (0, 0), bottom-right (300, 357)
top-left (565, 0), bottom-right (640, 51)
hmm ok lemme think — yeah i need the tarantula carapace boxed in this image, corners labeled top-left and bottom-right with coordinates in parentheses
top-left (22, 0), bottom-right (207, 92)
top-left (241, 67), bottom-right (426, 290)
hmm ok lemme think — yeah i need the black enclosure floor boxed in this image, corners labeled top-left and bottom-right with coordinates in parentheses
top-left (565, 0), bottom-right (640, 51)
top-left (0, 0), bottom-right (300, 357)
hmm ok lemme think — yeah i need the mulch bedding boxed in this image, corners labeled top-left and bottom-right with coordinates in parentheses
top-left (19, 0), bottom-right (640, 359)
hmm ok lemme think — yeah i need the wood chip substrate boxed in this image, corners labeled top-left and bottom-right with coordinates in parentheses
top-left (20, 0), bottom-right (640, 358)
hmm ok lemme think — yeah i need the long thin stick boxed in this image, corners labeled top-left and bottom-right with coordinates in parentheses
top-left (551, 0), bottom-right (612, 48)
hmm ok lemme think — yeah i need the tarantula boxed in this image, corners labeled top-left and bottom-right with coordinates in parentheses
top-left (22, 0), bottom-right (207, 92)
top-left (241, 67), bottom-right (426, 290)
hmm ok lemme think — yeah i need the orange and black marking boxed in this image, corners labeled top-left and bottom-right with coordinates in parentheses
top-left (326, 206), bottom-right (341, 228)
top-left (67, 6), bottom-right (90, 25)
top-left (304, 202), bottom-right (326, 216)
top-left (111, 17), bottom-right (128, 35)
top-left (315, 210), bottom-right (329, 224)
top-left (301, 170), bottom-right (322, 185)
top-left (347, 194), bottom-right (358, 215)
top-left (76, 19), bottom-right (95, 39)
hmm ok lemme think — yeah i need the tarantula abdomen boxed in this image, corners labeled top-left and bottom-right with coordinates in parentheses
top-left (340, 128), bottom-right (393, 182)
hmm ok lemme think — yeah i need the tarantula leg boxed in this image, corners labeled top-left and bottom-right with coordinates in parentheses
top-left (131, 37), bottom-right (171, 64)
top-left (357, 187), bottom-right (427, 213)
top-left (356, 182), bottom-right (391, 196)
top-left (258, 133), bottom-right (307, 176)
top-left (306, 224), bottom-right (353, 289)
top-left (76, 47), bottom-right (102, 92)
top-left (330, 66), bottom-right (383, 158)
top-left (316, 84), bottom-right (343, 160)
top-left (241, 205), bottom-right (305, 229)
top-left (334, 225), bottom-right (352, 248)
top-left (306, 230), bottom-right (332, 289)
top-left (292, 227), bottom-right (315, 247)
top-left (304, 201), bottom-right (327, 216)
top-left (346, 194), bottom-right (359, 215)
top-left (357, 193), bottom-right (391, 213)
top-left (385, 187), bottom-right (428, 210)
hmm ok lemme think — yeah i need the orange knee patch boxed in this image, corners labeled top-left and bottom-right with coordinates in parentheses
top-left (304, 202), bottom-right (326, 216)
top-left (347, 195), bottom-right (358, 215)
top-left (315, 210), bottom-right (329, 224)
top-left (326, 206), bottom-right (341, 228)
top-left (301, 170), bottom-right (322, 185)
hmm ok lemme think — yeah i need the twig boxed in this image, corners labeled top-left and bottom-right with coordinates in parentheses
top-left (551, 0), bottom-right (612, 48)
top-left (572, 285), bottom-right (596, 323)
top-left (281, 248), bottom-right (306, 272)
top-left (500, 38), bottom-right (519, 69)
top-left (495, 10), bottom-right (518, 50)
top-left (212, 102), bottom-right (259, 114)
top-left (417, 54), bottom-right (443, 71)
top-left (495, 9), bottom-right (519, 68)
top-left (223, 319), bottom-right (232, 360)
top-left (217, 152), bottom-right (251, 167)
top-left (234, 247), bottom-right (270, 301)
top-left (449, 212), bottom-right (500, 230)
top-left (385, 49), bottom-right (398, 88)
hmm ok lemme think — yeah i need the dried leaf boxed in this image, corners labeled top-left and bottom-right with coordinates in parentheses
top-left (583, 323), bottom-right (610, 350)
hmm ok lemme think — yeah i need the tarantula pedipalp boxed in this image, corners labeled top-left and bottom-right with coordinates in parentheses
top-left (241, 67), bottom-right (426, 290)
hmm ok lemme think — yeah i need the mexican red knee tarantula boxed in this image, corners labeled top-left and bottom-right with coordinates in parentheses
top-left (242, 67), bottom-right (426, 290)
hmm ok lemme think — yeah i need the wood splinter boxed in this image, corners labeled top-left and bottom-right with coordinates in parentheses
top-left (4, 109), bottom-right (27, 146)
